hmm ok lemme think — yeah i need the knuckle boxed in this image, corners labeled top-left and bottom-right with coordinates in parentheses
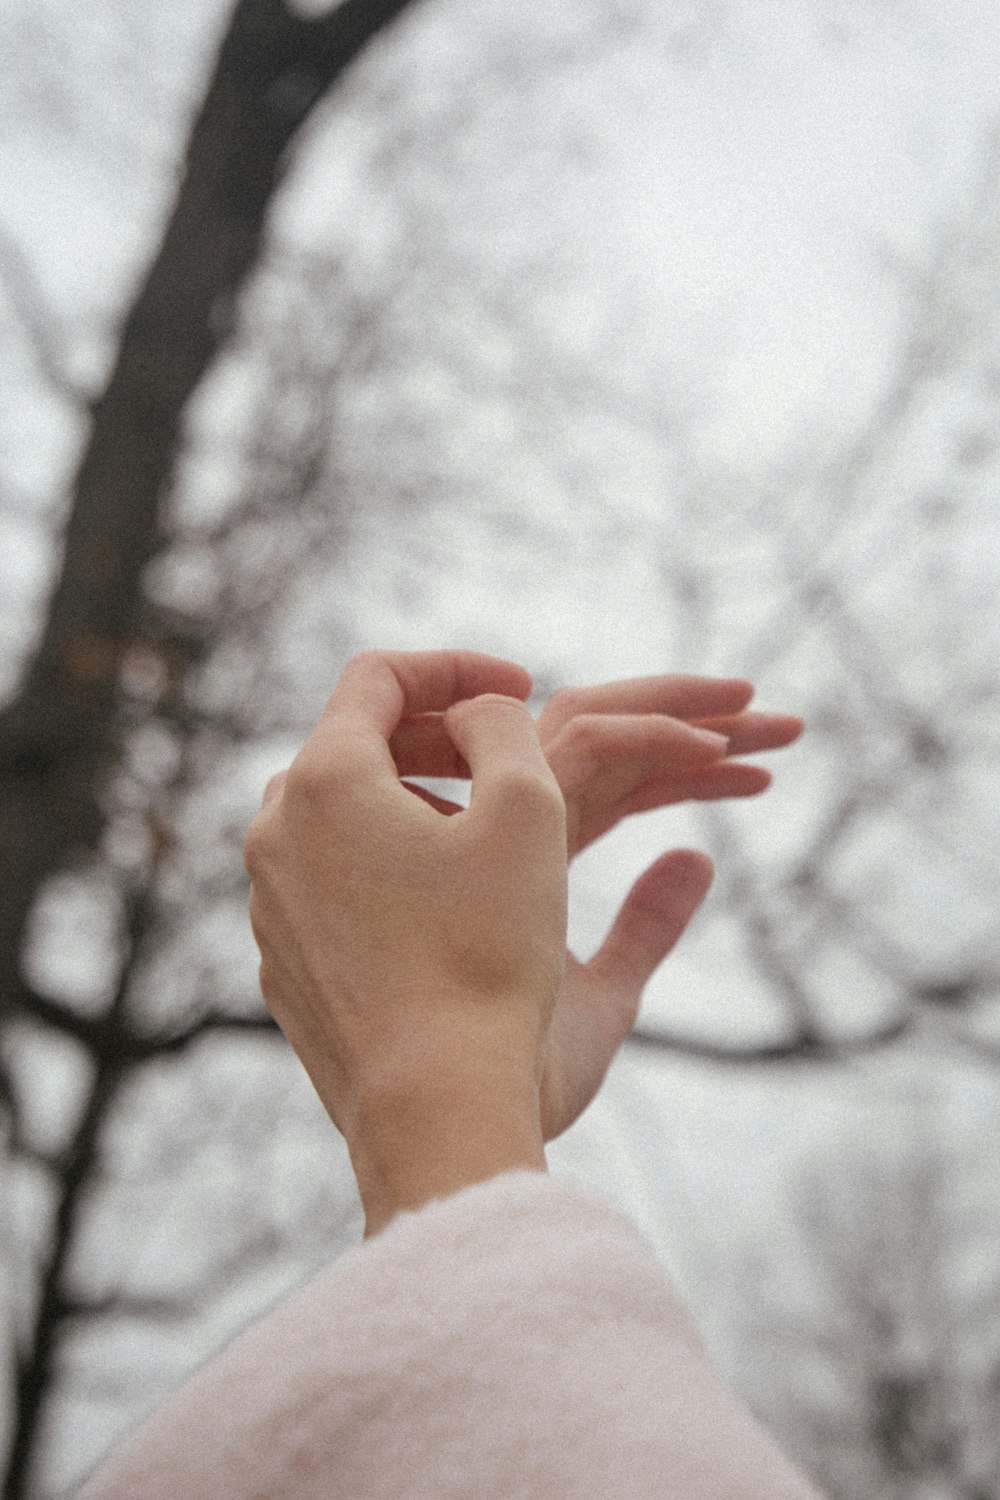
top-left (262, 770), bottom-right (286, 803)
top-left (545, 687), bottom-right (582, 725)
top-left (284, 744), bottom-right (356, 805)
top-left (246, 886), bottom-right (264, 940)
top-left (348, 647), bottom-right (385, 672)
top-left (547, 687), bottom-right (580, 713)
top-left (494, 763), bottom-right (564, 818)
top-left (558, 714), bottom-right (607, 761)
top-left (256, 960), bottom-right (278, 1014)
top-left (243, 812), bottom-right (271, 876)
top-left (283, 754), bottom-right (327, 804)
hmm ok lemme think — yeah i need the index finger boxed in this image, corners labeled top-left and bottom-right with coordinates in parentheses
top-left (538, 675), bottom-right (755, 740)
top-left (317, 649), bottom-right (532, 763)
top-left (390, 675), bottom-right (765, 778)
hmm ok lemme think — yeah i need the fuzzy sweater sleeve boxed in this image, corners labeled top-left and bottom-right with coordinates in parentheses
top-left (78, 1171), bottom-right (824, 1500)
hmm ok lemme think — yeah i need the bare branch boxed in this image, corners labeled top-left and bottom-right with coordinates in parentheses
top-left (0, 221), bottom-right (88, 404)
top-left (135, 1008), bottom-right (280, 1060)
top-left (628, 1013), bottom-right (913, 1065)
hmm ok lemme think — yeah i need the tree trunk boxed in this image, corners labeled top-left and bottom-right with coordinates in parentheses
top-left (1, 3), bottom-right (419, 1495)
top-left (0, 0), bottom-right (417, 1025)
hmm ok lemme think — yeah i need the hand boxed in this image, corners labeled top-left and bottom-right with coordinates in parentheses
top-left (244, 650), bottom-right (567, 1234)
top-left (392, 674), bottom-right (803, 1139)
top-left (538, 674), bottom-right (804, 857)
top-left (537, 675), bottom-right (802, 1135)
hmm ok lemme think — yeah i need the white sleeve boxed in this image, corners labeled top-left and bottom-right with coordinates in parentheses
top-left (78, 1170), bottom-right (825, 1500)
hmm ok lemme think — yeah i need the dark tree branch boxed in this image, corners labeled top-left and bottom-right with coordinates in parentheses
top-left (628, 1013), bottom-right (914, 1065)
top-left (14, 984), bottom-right (106, 1049)
top-left (135, 1008), bottom-right (280, 1060)
top-left (59, 1292), bottom-right (208, 1325)
top-left (8, 1050), bottom-right (126, 1500)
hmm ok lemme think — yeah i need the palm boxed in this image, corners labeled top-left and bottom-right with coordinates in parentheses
top-left (537, 675), bottom-right (802, 1139)
top-left (537, 851), bottom-right (712, 1139)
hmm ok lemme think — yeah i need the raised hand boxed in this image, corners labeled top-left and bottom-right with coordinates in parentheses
top-left (534, 675), bottom-right (802, 1136)
top-left (538, 675), bottom-right (803, 854)
top-left (245, 650), bottom-right (566, 1233)
top-left (392, 673), bottom-right (803, 1139)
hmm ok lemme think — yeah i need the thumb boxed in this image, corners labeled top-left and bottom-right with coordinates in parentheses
top-left (588, 849), bottom-right (714, 1009)
top-left (444, 695), bottom-right (562, 827)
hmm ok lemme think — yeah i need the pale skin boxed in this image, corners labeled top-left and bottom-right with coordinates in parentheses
top-left (244, 650), bottom-right (803, 1236)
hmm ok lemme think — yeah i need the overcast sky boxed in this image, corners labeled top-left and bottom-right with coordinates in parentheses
top-left (3, 0), bottom-right (1000, 1381)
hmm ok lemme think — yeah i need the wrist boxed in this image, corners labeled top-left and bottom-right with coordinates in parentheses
top-left (347, 1062), bottom-right (547, 1237)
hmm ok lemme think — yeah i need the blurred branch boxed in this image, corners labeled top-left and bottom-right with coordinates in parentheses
top-left (14, 984), bottom-right (106, 1050)
top-left (936, 1019), bottom-right (1000, 1068)
top-left (136, 1008), bottom-right (280, 1060)
top-left (0, 222), bottom-right (88, 404)
top-left (59, 1214), bottom-right (289, 1324)
top-left (697, 804), bottom-right (828, 1038)
top-left (9, 1032), bottom-right (127, 1500)
top-left (57, 1292), bottom-right (195, 1325)
top-left (748, 1126), bottom-right (1000, 1499)
top-left (628, 1013), bottom-right (913, 1064)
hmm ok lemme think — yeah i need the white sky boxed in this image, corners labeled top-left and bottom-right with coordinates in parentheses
top-left (2, 7), bottom-right (1000, 1479)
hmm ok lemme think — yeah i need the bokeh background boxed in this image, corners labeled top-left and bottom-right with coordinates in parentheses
top-left (2, 1), bottom-right (1000, 1496)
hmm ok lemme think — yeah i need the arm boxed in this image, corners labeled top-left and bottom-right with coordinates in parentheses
top-left (243, 649), bottom-right (568, 1235)
top-left (79, 651), bottom-right (821, 1500)
top-left (248, 655), bottom-right (804, 1219)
